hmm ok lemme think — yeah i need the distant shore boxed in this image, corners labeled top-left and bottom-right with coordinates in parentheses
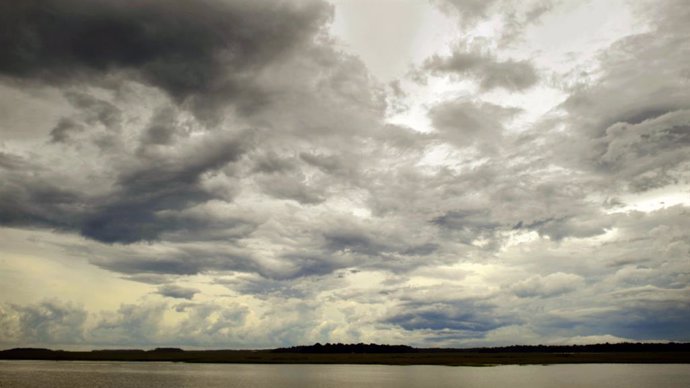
top-left (2, 343), bottom-right (689, 366)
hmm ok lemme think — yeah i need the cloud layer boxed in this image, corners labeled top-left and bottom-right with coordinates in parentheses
top-left (0, 0), bottom-right (689, 349)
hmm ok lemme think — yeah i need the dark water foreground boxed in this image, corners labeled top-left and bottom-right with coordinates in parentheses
top-left (1, 361), bottom-right (689, 388)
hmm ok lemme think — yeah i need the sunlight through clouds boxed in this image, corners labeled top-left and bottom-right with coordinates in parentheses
top-left (0, 0), bottom-right (688, 349)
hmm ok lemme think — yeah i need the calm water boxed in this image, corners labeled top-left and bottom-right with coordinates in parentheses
top-left (0, 361), bottom-right (688, 388)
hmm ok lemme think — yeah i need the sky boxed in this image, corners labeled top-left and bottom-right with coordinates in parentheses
top-left (0, 0), bottom-right (688, 350)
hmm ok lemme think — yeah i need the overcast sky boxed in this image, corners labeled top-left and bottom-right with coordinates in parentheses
top-left (1, 0), bottom-right (689, 350)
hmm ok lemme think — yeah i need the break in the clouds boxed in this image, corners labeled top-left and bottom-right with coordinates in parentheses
top-left (0, 0), bottom-right (689, 349)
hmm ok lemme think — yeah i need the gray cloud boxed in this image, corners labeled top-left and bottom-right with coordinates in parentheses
top-left (385, 299), bottom-right (516, 335)
top-left (433, 0), bottom-right (553, 45)
top-left (255, 172), bottom-right (327, 205)
top-left (433, 0), bottom-right (500, 24)
top-left (432, 209), bottom-right (500, 244)
top-left (88, 244), bottom-right (259, 277)
top-left (1, 0), bottom-right (690, 349)
top-left (140, 107), bottom-right (179, 146)
top-left (0, 128), bottom-right (256, 244)
top-left (0, 157), bottom-right (85, 231)
top-left (426, 50), bottom-right (539, 91)
top-left (121, 274), bottom-right (175, 285)
top-left (91, 303), bottom-right (167, 346)
top-left (553, 1), bottom-right (690, 193)
top-left (156, 285), bottom-right (200, 300)
top-left (600, 110), bottom-right (690, 192)
top-left (429, 99), bottom-right (520, 153)
top-left (213, 273), bottom-right (340, 300)
top-left (511, 273), bottom-right (584, 298)
top-left (0, 0), bottom-right (387, 252)
top-left (323, 229), bottom-right (390, 256)
top-left (172, 302), bottom-right (249, 346)
top-left (429, 99), bottom-right (520, 148)
top-left (62, 91), bottom-right (123, 131)
top-left (81, 130), bottom-right (255, 243)
top-left (539, 286), bottom-right (690, 341)
top-left (49, 118), bottom-right (84, 143)
top-left (0, 0), bottom-right (331, 122)
top-left (0, 301), bottom-right (87, 347)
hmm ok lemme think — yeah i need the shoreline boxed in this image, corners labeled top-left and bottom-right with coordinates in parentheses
top-left (2, 350), bottom-right (689, 366)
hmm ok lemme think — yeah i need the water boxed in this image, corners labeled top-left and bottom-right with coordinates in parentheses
top-left (0, 361), bottom-right (688, 387)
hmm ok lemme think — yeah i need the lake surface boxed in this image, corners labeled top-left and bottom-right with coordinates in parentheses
top-left (0, 361), bottom-right (688, 387)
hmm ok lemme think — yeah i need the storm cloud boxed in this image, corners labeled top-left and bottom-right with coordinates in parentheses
top-left (1, 0), bottom-right (689, 349)
top-left (0, 0), bottom-right (331, 119)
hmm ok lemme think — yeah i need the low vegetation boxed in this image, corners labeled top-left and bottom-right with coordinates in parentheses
top-left (2, 343), bottom-right (689, 366)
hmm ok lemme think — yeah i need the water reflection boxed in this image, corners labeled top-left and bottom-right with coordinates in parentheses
top-left (1, 361), bottom-right (688, 388)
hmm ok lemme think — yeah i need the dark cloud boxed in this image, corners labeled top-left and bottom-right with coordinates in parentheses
top-left (432, 209), bottom-right (500, 244)
top-left (0, 0), bottom-right (332, 121)
top-left (426, 50), bottom-right (539, 91)
top-left (401, 243), bottom-right (439, 256)
top-left (251, 152), bottom-right (298, 174)
top-left (156, 284), bottom-right (200, 300)
top-left (608, 287), bottom-right (690, 340)
top-left (1, 0), bottom-right (690, 349)
top-left (49, 118), bottom-right (84, 143)
top-left (0, 0), bottom-right (339, 247)
top-left (540, 286), bottom-right (690, 341)
top-left (121, 274), bottom-right (175, 285)
top-left (0, 133), bottom-right (259, 244)
top-left (81, 130), bottom-right (255, 243)
top-left (89, 245), bottom-right (259, 277)
top-left (323, 230), bottom-right (389, 256)
top-left (276, 251), bottom-right (349, 279)
top-left (0, 0), bottom-right (388, 252)
top-left (385, 300), bottom-right (515, 334)
top-left (140, 107), bottom-right (179, 146)
top-left (0, 156), bottom-right (85, 230)
top-left (311, 223), bottom-right (442, 274)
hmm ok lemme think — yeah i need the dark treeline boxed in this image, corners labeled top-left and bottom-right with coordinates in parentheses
top-left (3, 342), bottom-right (689, 356)
top-left (1, 343), bottom-right (690, 365)
top-left (274, 342), bottom-right (690, 353)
